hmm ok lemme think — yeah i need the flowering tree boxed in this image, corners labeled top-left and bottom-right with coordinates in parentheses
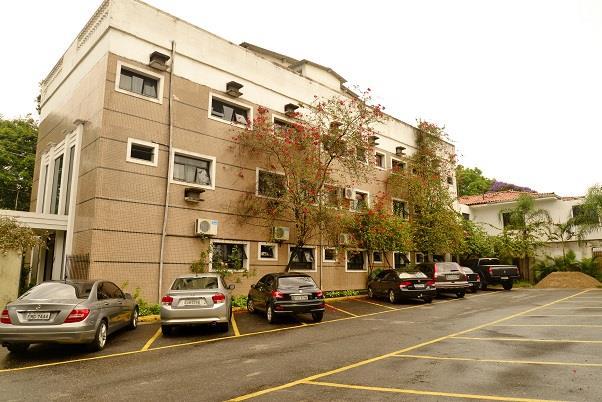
top-left (234, 90), bottom-right (386, 269)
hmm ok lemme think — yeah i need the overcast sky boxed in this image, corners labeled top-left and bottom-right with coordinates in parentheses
top-left (1, 0), bottom-right (600, 196)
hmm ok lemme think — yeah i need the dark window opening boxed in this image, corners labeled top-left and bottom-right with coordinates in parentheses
top-left (258, 170), bottom-right (285, 198)
top-left (347, 250), bottom-right (365, 271)
top-left (130, 143), bottom-right (155, 162)
top-left (212, 243), bottom-right (248, 270)
top-left (119, 68), bottom-right (158, 98)
top-left (173, 153), bottom-right (212, 186)
top-left (211, 98), bottom-right (249, 125)
top-left (290, 247), bottom-right (315, 271)
top-left (393, 200), bottom-right (409, 219)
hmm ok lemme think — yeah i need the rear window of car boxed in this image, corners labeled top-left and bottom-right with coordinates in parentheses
top-left (479, 258), bottom-right (500, 265)
top-left (171, 277), bottom-right (219, 290)
top-left (277, 276), bottom-right (317, 289)
top-left (397, 271), bottom-right (428, 279)
top-left (20, 283), bottom-right (80, 300)
top-left (462, 267), bottom-right (474, 274)
top-left (434, 262), bottom-right (460, 272)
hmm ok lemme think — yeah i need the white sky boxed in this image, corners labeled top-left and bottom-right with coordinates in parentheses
top-left (1, 0), bottom-right (600, 196)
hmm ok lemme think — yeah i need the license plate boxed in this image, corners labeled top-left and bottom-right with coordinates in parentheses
top-left (26, 312), bottom-right (51, 321)
top-left (183, 299), bottom-right (206, 306)
top-left (414, 284), bottom-right (425, 289)
top-left (446, 275), bottom-right (459, 281)
top-left (501, 276), bottom-right (509, 280)
top-left (291, 295), bottom-right (308, 301)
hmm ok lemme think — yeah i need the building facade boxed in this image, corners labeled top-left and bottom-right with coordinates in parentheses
top-left (31, 0), bottom-right (457, 301)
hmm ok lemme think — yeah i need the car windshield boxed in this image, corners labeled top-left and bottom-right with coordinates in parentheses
top-left (278, 276), bottom-right (317, 289)
top-left (462, 267), bottom-right (474, 274)
top-left (480, 258), bottom-right (500, 265)
top-left (397, 271), bottom-right (427, 279)
top-left (171, 277), bottom-right (219, 290)
top-left (435, 262), bottom-right (460, 272)
top-left (20, 282), bottom-right (82, 300)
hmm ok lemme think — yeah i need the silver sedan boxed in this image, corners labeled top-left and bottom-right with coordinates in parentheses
top-left (0, 280), bottom-right (138, 353)
top-left (160, 273), bottom-right (234, 335)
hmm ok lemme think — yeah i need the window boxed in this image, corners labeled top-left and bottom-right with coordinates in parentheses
top-left (258, 242), bottom-right (278, 261)
top-left (415, 252), bottom-right (425, 263)
top-left (257, 169), bottom-right (285, 198)
top-left (373, 251), bottom-right (383, 263)
top-left (346, 250), bottom-right (366, 271)
top-left (323, 186), bottom-right (342, 208)
top-left (356, 146), bottom-right (367, 162)
top-left (351, 190), bottom-right (369, 211)
top-left (392, 199), bottom-right (409, 220)
top-left (50, 154), bottom-right (63, 214)
top-left (462, 213), bottom-right (470, 221)
top-left (323, 247), bottom-right (337, 263)
top-left (447, 176), bottom-right (454, 185)
top-left (572, 204), bottom-right (600, 224)
top-left (127, 138), bottom-right (158, 167)
top-left (211, 96), bottom-right (249, 125)
top-left (119, 68), bottom-right (158, 98)
top-left (212, 241), bottom-right (249, 271)
top-left (391, 158), bottom-right (406, 173)
top-left (40, 164), bottom-right (49, 212)
top-left (273, 118), bottom-right (293, 135)
top-left (375, 152), bottom-right (385, 169)
top-left (64, 146), bottom-right (75, 214)
top-left (171, 149), bottom-right (216, 189)
top-left (502, 212), bottom-right (524, 228)
top-left (394, 252), bottom-right (410, 269)
top-left (289, 246), bottom-right (316, 271)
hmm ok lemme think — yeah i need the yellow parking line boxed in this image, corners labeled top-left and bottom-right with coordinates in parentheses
top-left (325, 303), bottom-right (358, 317)
top-left (523, 314), bottom-right (602, 317)
top-left (227, 289), bottom-right (590, 401)
top-left (452, 336), bottom-right (602, 344)
top-left (493, 324), bottom-right (602, 328)
top-left (546, 307), bottom-right (602, 309)
top-left (394, 354), bottom-right (602, 368)
top-left (353, 298), bottom-right (396, 310)
top-left (231, 313), bottom-right (241, 336)
top-left (304, 380), bottom-right (564, 402)
top-left (0, 291), bottom-right (498, 374)
top-left (140, 327), bottom-right (162, 351)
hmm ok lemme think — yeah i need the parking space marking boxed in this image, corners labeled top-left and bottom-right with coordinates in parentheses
top-left (392, 354), bottom-right (602, 368)
top-left (140, 328), bottom-right (162, 351)
top-left (353, 298), bottom-right (397, 310)
top-left (452, 336), bottom-right (602, 344)
top-left (546, 306), bottom-right (602, 309)
top-left (303, 380), bottom-right (564, 402)
top-left (325, 303), bottom-right (358, 317)
top-left (0, 291), bottom-right (498, 374)
top-left (231, 313), bottom-right (241, 336)
top-left (228, 290), bottom-right (590, 401)
top-left (493, 324), bottom-right (602, 328)
top-left (523, 314), bottom-right (602, 317)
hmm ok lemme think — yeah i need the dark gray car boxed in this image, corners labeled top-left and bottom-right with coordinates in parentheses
top-left (0, 280), bottom-right (138, 353)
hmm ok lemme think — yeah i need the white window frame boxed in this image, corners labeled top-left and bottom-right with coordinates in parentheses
top-left (209, 239), bottom-right (250, 272)
top-left (393, 251), bottom-right (411, 269)
top-left (345, 249), bottom-right (368, 272)
top-left (256, 167), bottom-right (286, 199)
top-left (126, 138), bottom-right (159, 167)
top-left (374, 151), bottom-right (386, 170)
top-left (350, 189), bottom-right (370, 212)
top-left (372, 251), bottom-right (384, 264)
top-left (392, 198), bottom-right (410, 221)
top-left (208, 93), bottom-right (253, 128)
top-left (415, 252), bottom-right (425, 264)
top-left (170, 148), bottom-right (216, 190)
top-left (115, 61), bottom-right (164, 104)
top-left (287, 245), bottom-right (317, 272)
top-left (257, 242), bottom-right (278, 261)
top-left (390, 156), bottom-right (406, 171)
top-left (322, 247), bottom-right (337, 263)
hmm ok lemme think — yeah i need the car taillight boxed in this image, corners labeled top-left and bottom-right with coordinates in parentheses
top-left (1, 309), bottom-right (11, 324)
top-left (488, 267), bottom-right (493, 274)
top-left (161, 295), bottom-right (174, 305)
top-left (426, 280), bottom-right (435, 287)
top-left (476, 275), bottom-right (481, 281)
top-left (212, 293), bottom-right (226, 304)
top-left (434, 265), bottom-right (438, 274)
top-left (64, 309), bottom-right (90, 323)
top-left (271, 290), bottom-right (284, 299)
top-left (399, 281), bottom-right (413, 288)
top-left (314, 291), bottom-right (323, 298)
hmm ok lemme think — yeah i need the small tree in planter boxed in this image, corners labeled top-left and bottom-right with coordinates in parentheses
top-left (234, 90), bottom-right (386, 269)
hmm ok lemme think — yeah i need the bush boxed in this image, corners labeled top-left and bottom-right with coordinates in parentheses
top-left (534, 251), bottom-right (601, 282)
top-left (324, 289), bottom-right (363, 298)
top-left (231, 295), bottom-right (247, 308)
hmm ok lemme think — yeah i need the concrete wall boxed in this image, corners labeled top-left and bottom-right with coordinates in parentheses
top-left (0, 251), bottom-right (22, 307)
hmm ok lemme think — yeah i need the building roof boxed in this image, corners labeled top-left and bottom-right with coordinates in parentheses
top-left (458, 191), bottom-right (559, 206)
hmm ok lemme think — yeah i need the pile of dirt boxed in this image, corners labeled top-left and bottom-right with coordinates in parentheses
top-left (535, 272), bottom-right (601, 288)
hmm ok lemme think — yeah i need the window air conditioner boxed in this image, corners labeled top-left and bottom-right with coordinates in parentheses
top-left (339, 233), bottom-right (351, 245)
top-left (272, 226), bottom-right (290, 242)
top-left (195, 218), bottom-right (218, 236)
top-left (344, 187), bottom-right (355, 200)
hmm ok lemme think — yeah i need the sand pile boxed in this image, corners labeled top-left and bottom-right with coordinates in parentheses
top-left (535, 272), bottom-right (601, 288)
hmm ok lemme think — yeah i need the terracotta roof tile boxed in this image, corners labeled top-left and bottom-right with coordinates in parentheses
top-left (458, 191), bottom-right (558, 206)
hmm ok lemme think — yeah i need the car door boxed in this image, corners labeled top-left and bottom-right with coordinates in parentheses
top-left (107, 282), bottom-right (129, 329)
top-left (97, 282), bottom-right (121, 331)
top-left (260, 275), bottom-right (275, 310)
top-left (252, 275), bottom-right (270, 311)
top-left (382, 271), bottom-right (398, 293)
top-left (372, 271), bottom-right (388, 295)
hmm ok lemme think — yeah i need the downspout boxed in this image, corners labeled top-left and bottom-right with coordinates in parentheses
top-left (158, 40), bottom-right (176, 301)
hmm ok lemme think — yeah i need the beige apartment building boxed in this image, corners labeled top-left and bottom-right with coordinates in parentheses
top-left (30, 0), bottom-right (457, 301)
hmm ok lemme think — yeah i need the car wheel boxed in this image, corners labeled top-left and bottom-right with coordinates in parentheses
top-left (247, 297), bottom-right (255, 313)
top-left (457, 290), bottom-right (465, 298)
top-left (472, 286), bottom-right (479, 293)
top-left (388, 290), bottom-right (398, 304)
top-left (266, 304), bottom-right (276, 324)
top-left (368, 287), bottom-right (375, 299)
top-left (161, 325), bottom-right (173, 336)
top-left (424, 297), bottom-right (433, 304)
top-left (6, 343), bottom-right (29, 354)
top-left (480, 275), bottom-right (488, 290)
top-left (502, 281), bottom-right (513, 291)
top-left (88, 320), bottom-right (108, 352)
top-left (127, 308), bottom-right (138, 330)
top-left (217, 322), bottom-right (229, 332)
top-left (312, 312), bottom-right (324, 322)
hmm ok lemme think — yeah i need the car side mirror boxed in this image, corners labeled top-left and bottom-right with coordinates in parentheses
top-left (250, 284), bottom-right (255, 289)
top-left (228, 284), bottom-right (235, 290)
top-left (125, 293), bottom-right (133, 300)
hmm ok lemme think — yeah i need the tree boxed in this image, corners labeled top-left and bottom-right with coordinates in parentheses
top-left (389, 120), bottom-right (464, 260)
top-left (459, 219), bottom-right (497, 261)
top-left (573, 184), bottom-right (602, 237)
top-left (234, 90), bottom-right (386, 270)
top-left (0, 217), bottom-right (46, 255)
top-left (0, 116), bottom-right (38, 211)
top-left (456, 165), bottom-right (493, 196)
top-left (489, 180), bottom-right (534, 193)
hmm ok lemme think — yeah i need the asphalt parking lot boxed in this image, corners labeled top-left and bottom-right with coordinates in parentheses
top-left (1, 288), bottom-right (601, 401)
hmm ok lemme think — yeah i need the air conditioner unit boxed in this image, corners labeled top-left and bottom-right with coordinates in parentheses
top-left (149, 51), bottom-right (170, 71)
top-left (344, 187), bottom-right (355, 200)
top-left (226, 81), bottom-right (243, 97)
top-left (184, 187), bottom-right (205, 202)
top-left (272, 226), bottom-right (290, 241)
top-left (195, 218), bottom-right (218, 236)
top-left (339, 233), bottom-right (351, 245)
top-left (395, 146), bottom-right (406, 156)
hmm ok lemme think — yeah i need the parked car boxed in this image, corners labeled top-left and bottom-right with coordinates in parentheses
top-left (461, 266), bottom-right (480, 293)
top-left (367, 269), bottom-right (436, 304)
top-left (247, 273), bottom-right (325, 323)
top-left (0, 280), bottom-right (138, 353)
top-left (415, 262), bottom-right (469, 298)
top-left (464, 258), bottom-right (520, 290)
top-left (160, 274), bottom-right (234, 335)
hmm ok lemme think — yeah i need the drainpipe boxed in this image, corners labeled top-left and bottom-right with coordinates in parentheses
top-left (158, 40), bottom-right (176, 302)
